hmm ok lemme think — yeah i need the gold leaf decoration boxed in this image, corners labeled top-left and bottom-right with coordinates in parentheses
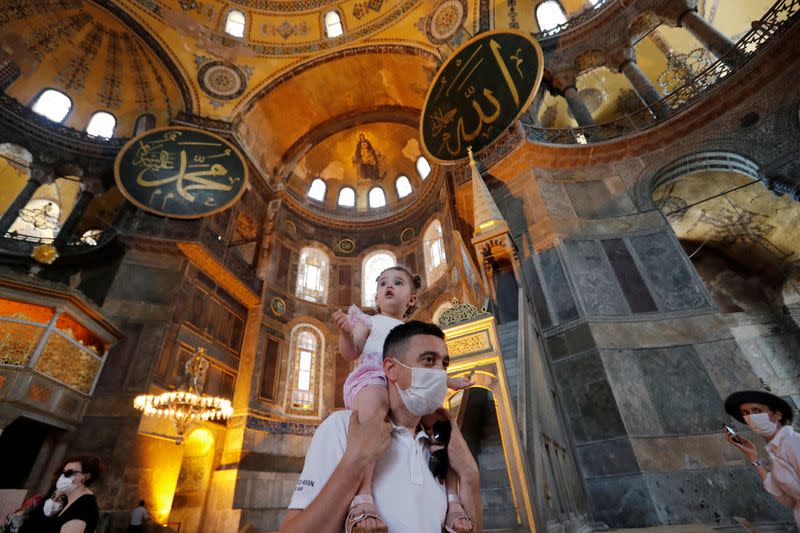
top-left (31, 244), bottom-right (59, 264)
top-left (436, 298), bottom-right (489, 328)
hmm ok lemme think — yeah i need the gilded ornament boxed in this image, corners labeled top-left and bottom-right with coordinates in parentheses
top-left (271, 297), bottom-right (287, 316)
top-left (338, 238), bottom-right (356, 253)
top-left (400, 227), bottom-right (415, 243)
top-left (436, 298), bottom-right (489, 328)
top-left (31, 244), bottom-right (59, 264)
top-left (446, 331), bottom-right (491, 356)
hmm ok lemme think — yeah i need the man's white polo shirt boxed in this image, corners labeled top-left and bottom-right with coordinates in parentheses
top-left (289, 410), bottom-right (447, 532)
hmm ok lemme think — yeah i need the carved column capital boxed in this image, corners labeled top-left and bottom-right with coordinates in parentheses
top-left (80, 176), bottom-right (104, 196)
top-left (551, 70), bottom-right (578, 95)
top-left (607, 47), bottom-right (635, 72)
top-left (56, 162), bottom-right (84, 179)
top-left (656, 0), bottom-right (697, 27)
top-left (29, 164), bottom-right (55, 186)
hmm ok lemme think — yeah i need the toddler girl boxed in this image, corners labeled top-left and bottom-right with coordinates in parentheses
top-left (331, 265), bottom-right (475, 533)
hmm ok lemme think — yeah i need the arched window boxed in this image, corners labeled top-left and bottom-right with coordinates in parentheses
top-left (423, 219), bottom-right (447, 286)
top-left (224, 10), bottom-right (246, 37)
top-left (416, 156), bottom-right (431, 180)
top-left (362, 250), bottom-right (397, 307)
top-left (338, 187), bottom-right (355, 207)
top-left (324, 11), bottom-right (344, 38)
top-left (86, 111), bottom-right (116, 139)
top-left (536, 1), bottom-right (567, 32)
top-left (295, 246), bottom-right (329, 303)
top-left (288, 326), bottom-right (322, 413)
top-left (133, 113), bottom-right (155, 136)
top-left (308, 178), bottom-right (326, 202)
top-left (368, 187), bottom-right (386, 208)
top-left (395, 176), bottom-right (412, 198)
top-left (31, 89), bottom-right (71, 123)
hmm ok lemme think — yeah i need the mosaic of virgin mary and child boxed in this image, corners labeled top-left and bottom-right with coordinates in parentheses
top-left (352, 133), bottom-right (386, 181)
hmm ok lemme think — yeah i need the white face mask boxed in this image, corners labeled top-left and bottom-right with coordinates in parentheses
top-left (745, 412), bottom-right (778, 436)
top-left (43, 498), bottom-right (63, 517)
top-left (56, 474), bottom-right (80, 494)
top-left (392, 359), bottom-right (447, 416)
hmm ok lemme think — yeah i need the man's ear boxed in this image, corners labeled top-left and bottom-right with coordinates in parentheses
top-left (383, 357), bottom-right (398, 382)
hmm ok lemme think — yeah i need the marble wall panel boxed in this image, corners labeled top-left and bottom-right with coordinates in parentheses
top-left (585, 473), bottom-right (660, 527)
top-left (644, 466), bottom-right (795, 525)
top-left (564, 181), bottom-right (617, 219)
top-left (600, 238), bottom-right (658, 313)
top-left (693, 339), bottom-right (763, 400)
top-left (538, 249), bottom-right (579, 325)
top-left (553, 351), bottom-right (626, 443)
top-left (601, 349), bottom-right (665, 436)
top-left (564, 240), bottom-right (628, 316)
top-left (537, 180), bottom-right (574, 218)
top-left (576, 437), bottom-right (640, 477)
top-left (522, 257), bottom-right (552, 329)
top-left (629, 232), bottom-right (711, 312)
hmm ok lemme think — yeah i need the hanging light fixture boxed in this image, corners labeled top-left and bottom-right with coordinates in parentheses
top-left (133, 344), bottom-right (233, 444)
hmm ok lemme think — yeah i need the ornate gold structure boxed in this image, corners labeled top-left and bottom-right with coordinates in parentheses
top-left (134, 347), bottom-right (233, 444)
top-left (436, 298), bottom-right (489, 328)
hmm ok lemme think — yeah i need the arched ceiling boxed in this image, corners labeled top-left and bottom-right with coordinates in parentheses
top-left (0, 0), bottom-right (185, 136)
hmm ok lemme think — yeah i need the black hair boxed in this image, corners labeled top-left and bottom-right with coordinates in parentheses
top-left (383, 320), bottom-right (445, 361)
top-left (61, 455), bottom-right (104, 487)
top-left (139, 500), bottom-right (145, 507)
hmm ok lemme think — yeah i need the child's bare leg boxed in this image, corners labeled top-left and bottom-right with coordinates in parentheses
top-left (446, 467), bottom-right (474, 531)
top-left (349, 384), bottom-right (389, 531)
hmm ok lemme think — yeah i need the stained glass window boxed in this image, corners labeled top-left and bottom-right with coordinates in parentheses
top-left (296, 247), bottom-right (329, 303)
top-left (325, 11), bottom-right (344, 38)
top-left (338, 187), bottom-right (355, 207)
top-left (32, 90), bottom-right (71, 123)
top-left (86, 111), bottom-right (116, 139)
top-left (536, 1), bottom-right (567, 32)
top-left (362, 250), bottom-right (397, 307)
top-left (308, 178), bottom-right (327, 202)
top-left (225, 10), bottom-right (246, 37)
top-left (416, 156), bottom-right (431, 180)
top-left (368, 187), bottom-right (386, 208)
top-left (423, 219), bottom-right (447, 285)
top-left (289, 327), bottom-right (321, 412)
top-left (395, 176), bottom-right (412, 198)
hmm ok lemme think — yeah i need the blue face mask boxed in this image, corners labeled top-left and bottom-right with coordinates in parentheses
top-left (392, 359), bottom-right (447, 416)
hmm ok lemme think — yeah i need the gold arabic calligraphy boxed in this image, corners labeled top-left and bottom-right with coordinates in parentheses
top-left (430, 38), bottom-right (527, 157)
top-left (131, 131), bottom-right (240, 210)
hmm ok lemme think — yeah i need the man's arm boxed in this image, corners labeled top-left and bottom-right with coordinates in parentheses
top-left (280, 411), bottom-right (391, 533)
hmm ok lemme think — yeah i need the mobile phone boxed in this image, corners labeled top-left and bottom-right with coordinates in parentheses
top-left (724, 424), bottom-right (742, 444)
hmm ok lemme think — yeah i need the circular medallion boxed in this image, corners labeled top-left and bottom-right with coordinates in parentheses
top-left (400, 227), bottom-right (415, 243)
top-left (198, 61), bottom-right (247, 100)
top-left (114, 126), bottom-right (248, 219)
top-left (271, 297), bottom-right (286, 317)
top-left (420, 30), bottom-right (544, 164)
top-left (284, 220), bottom-right (297, 234)
top-left (427, 0), bottom-right (466, 44)
top-left (338, 238), bottom-right (356, 254)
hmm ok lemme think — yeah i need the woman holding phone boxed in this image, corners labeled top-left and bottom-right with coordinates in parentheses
top-left (724, 390), bottom-right (800, 526)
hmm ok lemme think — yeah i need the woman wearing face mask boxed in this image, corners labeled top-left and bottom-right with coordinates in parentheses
top-left (724, 390), bottom-right (800, 526)
top-left (44, 456), bottom-right (102, 533)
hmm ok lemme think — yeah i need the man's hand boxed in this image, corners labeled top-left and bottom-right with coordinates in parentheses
top-left (332, 310), bottom-right (354, 337)
top-left (344, 410), bottom-right (392, 467)
top-left (725, 431), bottom-right (759, 462)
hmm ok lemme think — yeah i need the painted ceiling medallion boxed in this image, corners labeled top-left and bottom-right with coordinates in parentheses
top-left (338, 238), bottom-right (356, 253)
top-left (401, 227), bottom-right (415, 242)
top-left (427, 0), bottom-right (466, 44)
top-left (198, 61), bottom-right (247, 100)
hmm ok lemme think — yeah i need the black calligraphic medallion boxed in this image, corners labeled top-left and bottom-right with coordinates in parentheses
top-left (114, 127), bottom-right (248, 219)
top-left (420, 30), bottom-right (543, 164)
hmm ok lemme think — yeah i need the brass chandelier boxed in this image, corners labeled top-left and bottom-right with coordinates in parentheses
top-left (133, 345), bottom-right (233, 443)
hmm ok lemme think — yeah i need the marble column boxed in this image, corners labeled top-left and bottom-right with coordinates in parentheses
top-left (553, 71), bottom-right (595, 128)
top-left (0, 168), bottom-right (49, 237)
top-left (658, 0), bottom-right (745, 67)
top-left (620, 60), bottom-right (670, 118)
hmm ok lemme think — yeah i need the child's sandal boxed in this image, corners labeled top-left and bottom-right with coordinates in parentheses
top-left (345, 494), bottom-right (388, 533)
top-left (444, 494), bottom-right (475, 533)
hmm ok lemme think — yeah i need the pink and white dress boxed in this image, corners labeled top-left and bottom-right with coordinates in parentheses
top-left (343, 305), bottom-right (403, 410)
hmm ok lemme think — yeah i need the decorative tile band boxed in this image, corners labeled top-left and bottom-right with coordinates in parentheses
top-left (246, 415), bottom-right (319, 436)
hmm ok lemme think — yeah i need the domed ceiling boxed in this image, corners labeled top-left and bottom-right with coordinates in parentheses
top-left (0, 0), bottom-right (185, 136)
